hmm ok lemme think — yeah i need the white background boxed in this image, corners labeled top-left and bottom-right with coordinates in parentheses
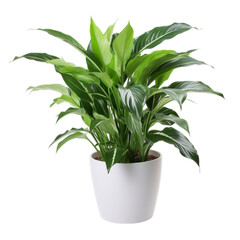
top-left (0, 0), bottom-right (239, 239)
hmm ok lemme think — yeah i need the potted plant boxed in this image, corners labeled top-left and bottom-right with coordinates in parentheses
top-left (14, 18), bottom-right (223, 223)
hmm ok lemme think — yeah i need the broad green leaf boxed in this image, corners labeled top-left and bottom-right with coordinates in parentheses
top-left (111, 22), bottom-right (134, 74)
top-left (13, 52), bottom-right (58, 62)
top-left (59, 67), bottom-right (99, 84)
top-left (118, 85), bottom-right (147, 119)
top-left (126, 54), bottom-right (149, 77)
top-left (46, 59), bottom-right (76, 67)
top-left (90, 18), bottom-right (113, 66)
top-left (148, 88), bottom-right (187, 109)
top-left (50, 94), bottom-right (79, 108)
top-left (60, 74), bottom-right (92, 102)
top-left (147, 127), bottom-right (199, 165)
top-left (90, 118), bottom-right (118, 136)
top-left (132, 23), bottom-right (193, 54)
top-left (56, 107), bottom-right (87, 122)
top-left (132, 49), bottom-right (195, 85)
top-left (91, 72), bottom-right (114, 87)
top-left (104, 22), bottom-right (115, 43)
top-left (49, 128), bottom-right (88, 147)
top-left (151, 113), bottom-right (190, 133)
top-left (132, 50), bottom-right (175, 84)
top-left (149, 56), bottom-right (208, 82)
top-left (38, 28), bottom-right (101, 71)
top-left (27, 84), bottom-right (69, 95)
top-left (93, 96), bottom-right (109, 117)
top-left (166, 81), bottom-right (224, 98)
top-left (105, 147), bottom-right (127, 173)
top-left (125, 111), bottom-right (144, 156)
top-left (155, 70), bottom-right (173, 87)
top-left (57, 132), bottom-right (88, 152)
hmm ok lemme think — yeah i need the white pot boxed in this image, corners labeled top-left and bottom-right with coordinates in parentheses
top-left (90, 150), bottom-right (162, 223)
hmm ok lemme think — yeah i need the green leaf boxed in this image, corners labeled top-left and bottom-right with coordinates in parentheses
top-left (111, 22), bottom-right (134, 74)
top-left (13, 52), bottom-right (58, 62)
top-left (60, 74), bottom-right (92, 102)
top-left (90, 118), bottom-right (118, 136)
top-left (118, 85), bottom-right (147, 119)
top-left (90, 18), bottom-right (113, 66)
top-left (125, 111), bottom-right (144, 156)
top-left (49, 128), bottom-right (87, 147)
top-left (57, 132), bottom-right (88, 152)
top-left (132, 50), bottom-right (176, 84)
top-left (38, 28), bottom-right (101, 71)
top-left (91, 72), bottom-right (114, 88)
top-left (166, 81), bottom-right (224, 98)
top-left (50, 94), bottom-right (79, 108)
top-left (105, 147), bottom-right (127, 173)
top-left (148, 88), bottom-right (187, 109)
top-left (104, 22), bottom-right (116, 43)
top-left (149, 56), bottom-right (208, 83)
top-left (59, 67), bottom-right (99, 84)
top-left (132, 23), bottom-right (193, 55)
top-left (147, 127), bottom-right (199, 165)
top-left (93, 96), bottom-right (109, 117)
top-left (27, 84), bottom-right (69, 95)
top-left (56, 107), bottom-right (87, 122)
top-left (46, 59), bottom-right (76, 67)
top-left (152, 113), bottom-right (190, 133)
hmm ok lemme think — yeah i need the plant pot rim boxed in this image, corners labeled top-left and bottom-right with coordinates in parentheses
top-left (90, 149), bottom-right (162, 165)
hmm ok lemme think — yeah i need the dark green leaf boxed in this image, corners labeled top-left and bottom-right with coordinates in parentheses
top-left (13, 52), bottom-right (58, 62)
top-left (149, 56), bottom-right (208, 82)
top-left (125, 111), bottom-right (144, 156)
top-left (148, 88), bottom-right (187, 109)
top-left (57, 132), bottom-right (88, 152)
top-left (152, 113), bottom-right (190, 133)
top-left (60, 74), bottom-right (92, 102)
top-left (49, 128), bottom-right (87, 147)
top-left (132, 23), bottom-right (193, 54)
top-left (166, 81), bottom-right (224, 98)
top-left (105, 147), bottom-right (127, 173)
top-left (38, 28), bottom-right (101, 71)
top-left (147, 127), bottom-right (199, 165)
top-left (118, 85), bottom-right (147, 118)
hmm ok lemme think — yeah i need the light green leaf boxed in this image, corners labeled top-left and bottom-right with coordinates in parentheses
top-left (56, 107), bottom-right (87, 122)
top-left (46, 59), bottom-right (76, 67)
top-left (91, 72), bottom-right (114, 88)
top-left (104, 22), bottom-right (116, 43)
top-left (111, 22), bottom-right (134, 74)
top-left (27, 84), bottom-right (69, 95)
top-left (90, 18), bottom-right (113, 66)
top-left (59, 67), bottom-right (99, 84)
top-left (50, 94), bottom-right (79, 108)
top-left (90, 119), bottom-right (118, 136)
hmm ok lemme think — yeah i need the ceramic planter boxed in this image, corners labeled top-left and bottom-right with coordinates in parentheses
top-left (90, 150), bottom-right (162, 223)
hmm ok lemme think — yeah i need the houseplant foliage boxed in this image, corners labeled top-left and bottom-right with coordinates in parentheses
top-left (14, 18), bottom-right (223, 172)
